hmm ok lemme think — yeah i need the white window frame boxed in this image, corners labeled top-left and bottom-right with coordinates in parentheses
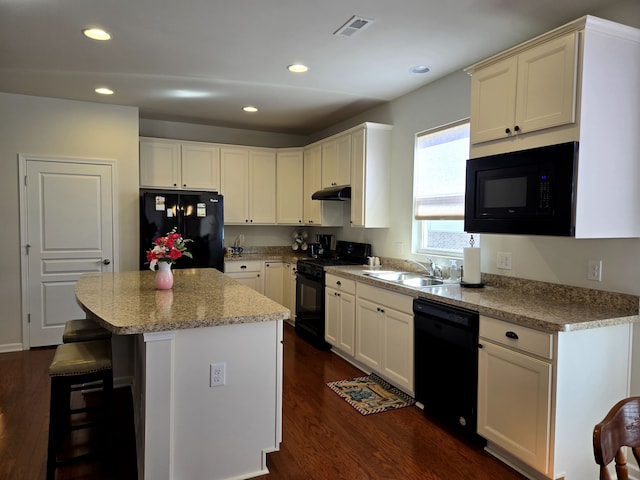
top-left (412, 119), bottom-right (475, 258)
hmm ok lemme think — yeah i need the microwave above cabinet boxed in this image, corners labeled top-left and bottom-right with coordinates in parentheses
top-left (464, 142), bottom-right (578, 236)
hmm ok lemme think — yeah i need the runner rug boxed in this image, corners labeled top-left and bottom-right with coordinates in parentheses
top-left (326, 373), bottom-right (416, 416)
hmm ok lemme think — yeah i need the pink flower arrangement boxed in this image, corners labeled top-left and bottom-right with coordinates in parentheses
top-left (146, 228), bottom-right (193, 270)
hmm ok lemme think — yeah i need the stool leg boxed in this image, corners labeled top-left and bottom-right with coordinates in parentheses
top-left (100, 370), bottom-right (114, 471)
top-left (47, 377), bottom-right (65, 480)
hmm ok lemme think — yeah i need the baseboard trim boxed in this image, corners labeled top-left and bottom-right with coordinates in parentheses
top-left (0, 343), bottom-right (24, 353)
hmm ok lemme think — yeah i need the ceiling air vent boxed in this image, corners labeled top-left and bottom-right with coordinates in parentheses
top-left (333, 15), bottom-right (374, 38)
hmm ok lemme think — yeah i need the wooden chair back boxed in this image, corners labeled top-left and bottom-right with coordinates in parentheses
top-left (593, 396), bottom-right (640, 480)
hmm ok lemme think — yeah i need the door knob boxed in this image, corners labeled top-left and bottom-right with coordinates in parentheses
top-left (102, 259), bottom-right (111, 265)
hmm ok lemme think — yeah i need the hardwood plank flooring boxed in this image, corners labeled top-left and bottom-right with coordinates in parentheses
top-left (255, 324), bottom-right (526, 480)
top-left (0, 324), bottom-right (526, 479)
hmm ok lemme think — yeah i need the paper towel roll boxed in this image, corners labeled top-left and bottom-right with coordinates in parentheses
top-left (463, 247), bottom-right (481, 284)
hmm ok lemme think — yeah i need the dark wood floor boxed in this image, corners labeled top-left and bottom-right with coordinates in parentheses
top-left (0, 324), bottom-right (526, 479)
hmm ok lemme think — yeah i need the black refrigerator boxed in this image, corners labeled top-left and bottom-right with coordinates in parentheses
top-left (140, 189), bottom-right (224, 271)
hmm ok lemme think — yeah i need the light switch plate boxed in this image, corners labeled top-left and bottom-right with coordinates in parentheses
top-left (497, 252), bottom-right (512, 270)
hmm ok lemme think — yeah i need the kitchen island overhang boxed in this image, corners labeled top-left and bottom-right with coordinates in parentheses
top-left (75, 268), bottom-right (289, 480)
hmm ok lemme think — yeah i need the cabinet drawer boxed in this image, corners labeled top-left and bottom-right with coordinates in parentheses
top-left (480, 316), bottom-right (553, 360)
top-left (326, 274), bottom-right (356, 295)
top-left (224, 260), bottom-right (263, 273)
top-left (356, 282), bottom-right (413, 314)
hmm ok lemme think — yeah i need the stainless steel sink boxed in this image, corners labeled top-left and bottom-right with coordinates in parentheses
top-left (362, 270), bottom-right (443, 288)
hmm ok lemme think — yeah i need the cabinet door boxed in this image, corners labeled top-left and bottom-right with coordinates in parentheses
top-left (264, 262), bottom-right (284, 304)
top-left (335, 133), bottom-right (351, 186)
top-left (303, 145), bottom-right (322, 225)
top-left (470, 57), bottom-right (518, 144)
top-left (220, 148), bottom-right (249, 223)
top-left (276, 150), bottom-right (304, 225)
top-left (382, 307), bottom-right (413, 391)
top-left (321, 139), bottom-right (337, 188)
top-left (478, 340), bottom-right (552, 474)
top-left (282, 263), bottom-right (295, 323)
top-left (181, 144), bottom-right (221, 191)
top-left (338, 292), bottom-right (356, 356)
top-left (321, 135), bottom-right (351, 188)
top-left (325, 287), bottom-right (339, 347)
top-left (355, 297), bottom-right (383, 371)
top-left (249, 150), bottom-right (276, 224)
top-left (140, 140), bottom-right (181, 188)
top-left (226, 271), bottom-right (264, 294)
top-left (350, 128), bottom-right (365, 227)
top-left (515, 33), bottom-right (578, 135)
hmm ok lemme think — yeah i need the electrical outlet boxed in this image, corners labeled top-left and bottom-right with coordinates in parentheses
top-left (210, 362), bottom-right (226, 387)
top-left (497, 252), bottom-right (512, 270)
top-left (588, 260), bottom-right (603, 281)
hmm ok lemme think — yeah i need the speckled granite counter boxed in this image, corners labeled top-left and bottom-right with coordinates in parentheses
top-left (326, 265), bottom-right (639, 332)
top-left (75, 268), bottom-right (290, 334)
top-left (224, 252), bottom-right (309, 263)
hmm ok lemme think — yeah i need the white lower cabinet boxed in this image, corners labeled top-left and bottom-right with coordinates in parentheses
top-left (478, 336), bottom-right (552, 474)
top-left (282, 262), bottom-right (297, 324)
top-left (355, 282), bottom-right (414, 394)
top-left (325, 274), bottom-right (356, 356)
top-left (224, 260), bottom-right (264, 294)
top-left (478, 315), bottom-right (632, 480)
top-left (264, 261), bottom-right (284, 305)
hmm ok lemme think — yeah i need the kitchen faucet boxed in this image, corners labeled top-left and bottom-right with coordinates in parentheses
top-left (405, 258), bottom-right (438, 277)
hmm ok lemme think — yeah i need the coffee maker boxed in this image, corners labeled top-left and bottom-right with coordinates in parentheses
top-left (316, 234), bottom-right (333, 258)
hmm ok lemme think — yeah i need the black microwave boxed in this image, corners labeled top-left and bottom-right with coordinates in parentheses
top-left (464, 142), bottom-right (578, 236)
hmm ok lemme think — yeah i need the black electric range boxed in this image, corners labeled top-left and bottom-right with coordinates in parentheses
top-left (294, 241), bottom-right (371, 349)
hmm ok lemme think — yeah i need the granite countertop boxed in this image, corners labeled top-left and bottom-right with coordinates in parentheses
top-left (224, 252), bottom-right (309, 263)
top-left (75, 268), bottom-right (290, 335)
top-left (326, 265), bottom-right (639, 333)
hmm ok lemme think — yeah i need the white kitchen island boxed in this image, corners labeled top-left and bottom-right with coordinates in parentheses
top-left (75, 268), bottom-right (289, 480)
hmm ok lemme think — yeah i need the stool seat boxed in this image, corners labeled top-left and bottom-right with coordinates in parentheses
top-left (62, 318), bottom-right (111, 343)
top-left (49, 339), bottom-right (112, 376)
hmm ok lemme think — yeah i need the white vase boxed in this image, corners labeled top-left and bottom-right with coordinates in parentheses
top-left (155, 262), bottom-right (174, 290)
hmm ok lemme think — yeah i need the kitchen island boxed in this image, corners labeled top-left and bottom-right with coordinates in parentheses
top-left (75, 268), bottom-right (290, 480)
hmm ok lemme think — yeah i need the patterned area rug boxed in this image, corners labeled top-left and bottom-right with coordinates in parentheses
top-left (326, 373), bottom-right (416, 415)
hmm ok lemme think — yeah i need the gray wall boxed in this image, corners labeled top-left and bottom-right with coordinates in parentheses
top-left (0, 93), bottom-right (139, 350)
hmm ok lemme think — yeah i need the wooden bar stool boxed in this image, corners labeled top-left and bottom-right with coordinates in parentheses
top-left (47, 339), bottom-right (113, 480)
top-left (62, 318), bottom-right (111, 343)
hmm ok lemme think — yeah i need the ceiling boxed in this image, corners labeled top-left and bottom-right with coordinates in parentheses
top-left (0, 0), bottom-right (628, 135)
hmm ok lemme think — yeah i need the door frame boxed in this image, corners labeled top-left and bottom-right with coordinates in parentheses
top-left (18, 154), bottom-right (119, 349)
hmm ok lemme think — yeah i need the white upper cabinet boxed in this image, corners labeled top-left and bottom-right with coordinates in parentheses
top-left (321, 133), bottom-right (351, 188)
top-left (469, 32), bottom-right (578, 145)
top-left (276, 149), bottom-right (304, 225)
top-left (181, 143), bottom-right (221, 191)
top-left (302, 145), bottom-right (342, 226)
top-left (221, 147), bottom-right (276, 224)
top-left (466, 16), bottom-right (640, 238)
top-left (350, 123), bottom-right (392, 228)
top-left (140, 139), bottom-right (221, 191)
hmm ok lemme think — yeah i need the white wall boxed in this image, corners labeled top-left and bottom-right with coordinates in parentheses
top-left (0, 93), bottom-right (140, 348)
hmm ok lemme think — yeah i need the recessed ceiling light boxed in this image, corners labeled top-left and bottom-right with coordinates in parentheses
top-left (83, 28), bottom-right (111, 41)
top-left (410, 65), bottom-right (431, 74)
top-left (95, 87), bottom-right (114, 95)
top-left (243, 106), bottom-right (258, 113)
top-left (287, 64), bottom-right (308, 73)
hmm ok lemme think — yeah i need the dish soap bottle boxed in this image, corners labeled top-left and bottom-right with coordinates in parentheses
top-left (450, 260), bottom-right (459, 283)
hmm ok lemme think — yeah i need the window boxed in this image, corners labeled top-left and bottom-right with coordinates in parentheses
top-left (413, 120), bottom-right (476, 256)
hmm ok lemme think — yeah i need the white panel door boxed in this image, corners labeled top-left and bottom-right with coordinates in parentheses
top-left (23, 158), bottom-right (115, 347)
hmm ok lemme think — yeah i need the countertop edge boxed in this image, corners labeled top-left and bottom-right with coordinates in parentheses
top-left (325, 266), bottom-right (640, 333)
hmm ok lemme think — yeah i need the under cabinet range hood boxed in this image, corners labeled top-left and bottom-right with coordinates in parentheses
top-left (311, 186), bottom-right (351, 201)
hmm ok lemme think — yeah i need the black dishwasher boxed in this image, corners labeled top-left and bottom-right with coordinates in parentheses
top-left (413, 297), bottom-right (481, 441)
